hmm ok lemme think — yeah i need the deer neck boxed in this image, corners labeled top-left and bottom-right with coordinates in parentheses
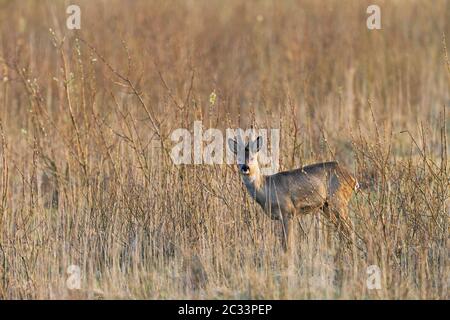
top-left (242, 165), bottom-right (266, 205)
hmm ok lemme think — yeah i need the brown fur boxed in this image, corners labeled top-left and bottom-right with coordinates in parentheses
top-left (248, 161), bottom-right (357, 251)
top-left (229, 137), bottom-right (357, 252)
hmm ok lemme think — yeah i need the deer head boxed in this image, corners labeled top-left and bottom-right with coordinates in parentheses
top-left (228, 135), bottom-right (263, 177)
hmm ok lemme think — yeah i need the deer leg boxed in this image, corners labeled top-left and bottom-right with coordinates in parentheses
top-left (322, 202), bottom-right (352, 242)
top-left (335, 204), bottom-right (353, 240)
top-left (281, 212), bottom-right (294, 254)
top-left (279, 211), bottom-right (296, 297)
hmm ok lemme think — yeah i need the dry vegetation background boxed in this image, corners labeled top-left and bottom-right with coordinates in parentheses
top-left (0, 0), bottom-right (448, 299)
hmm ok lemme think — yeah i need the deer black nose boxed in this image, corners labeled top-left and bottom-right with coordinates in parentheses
top-left (241, 165), bottom-right (249, 173)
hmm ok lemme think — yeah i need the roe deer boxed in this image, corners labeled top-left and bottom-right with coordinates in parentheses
top-left (228, 135), bottom-right (358, 252)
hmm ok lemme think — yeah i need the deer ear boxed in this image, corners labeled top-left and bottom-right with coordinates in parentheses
top-left (251, 136), bottom-right (263, 153)
top-left (228, 138), bottom-right (238, 154)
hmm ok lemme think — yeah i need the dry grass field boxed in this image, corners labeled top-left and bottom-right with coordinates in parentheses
top-left (0, 0), bottom-right (448, 299)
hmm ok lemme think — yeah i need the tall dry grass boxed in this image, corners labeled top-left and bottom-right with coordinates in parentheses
top-left (0, 0), bottom-right (448, 299)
